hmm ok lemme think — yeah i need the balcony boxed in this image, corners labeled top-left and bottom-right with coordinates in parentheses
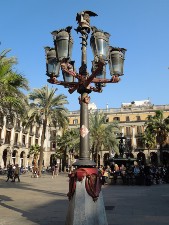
top-left (50, 136), bottom-right (57, 141)
top-left (15, 126), bottom-right (22, 132)
top-left (4, 140), bottom-right (10, 145)
top-left (135, 133), bottom-right (143, 138)
top-left (124, 134), bottom-right (132, 138)
top-left (35, 133), bottom-right (40, 138)
top-left (6, 123), bottom-right (14, 129)
top-left (22, 129), bottom-right (28, 134)
top-left (13, 142), bottom-right (21, 148)
top-left (29, 131), bottom-right (35, 136)
top-left (0, 120), bottom-right (4, 126)
top-left (51, 147), bottom-right (56, 152)
top-left (0, 138), bottom-right (4, 145)
top-left (22, 143), bottom-right (26, 148)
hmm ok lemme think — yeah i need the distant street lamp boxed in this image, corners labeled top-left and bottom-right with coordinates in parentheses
top-left (45, 10), bottom-right (126, 225)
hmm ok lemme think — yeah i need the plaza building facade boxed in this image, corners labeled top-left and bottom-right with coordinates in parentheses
top-left (0, 100), bottom-right (169, 169)
top-left (68, 100), bottom-right (169, 166)
top-left (0, 114), bottom-right (61, 169)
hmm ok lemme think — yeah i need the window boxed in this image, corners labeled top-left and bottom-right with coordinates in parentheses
top-left (50, 130), bottom-right (57, 138)
top-left (73, 119), bottom-right (78, 124)
top-left (113, 117), bottom-right (120, 121)
top-left (5, 131), bottom-right (11, 144)
top-left (36, 127), bottom-right (39, 135)
top-left (136, 116), bottom-right (141, 121)
top-left (52, 142), bottom-right (56, 148)
top-left (14, 133), bottom-right (18, 144)
top-left (30, 125), bottom-right (33, 133)
top-left (0, 113), bottom-right (3, 125)
top-left (28, 137), bottom-right (32, 147)
top-left (22, 135), bottom-right (26, 146)
top-left (136, 138), bottom-right (144, 148)
top-left (16, 119), bottom-right (20, 127)
top-left (126, 116), bottom-right (130, 121)
top-left (105, 117), bottom-right (109, 123)
top-left (126, 127), bottom-right (131, 136)
top-left (52, 130), bottom-right (56, 136)
top-left (51, 142), bottom-right (56, 150)
top-left (6, 115), bottom-right (11, 124)
top-left (137, 126), bottom-right (142, 134)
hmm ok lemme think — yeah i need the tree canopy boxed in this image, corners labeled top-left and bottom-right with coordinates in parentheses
top-left (144, 110), bottom-right (169, 162)
top-left (0, 49), bottom-right (29, 116)
top-left (89, 112), bottom-right (120, 165)
top-left (27, 85), bottom-right (69, 175)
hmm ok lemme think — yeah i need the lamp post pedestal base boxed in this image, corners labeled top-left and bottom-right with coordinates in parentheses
top-left (65, 171), bottom-right (108, 225)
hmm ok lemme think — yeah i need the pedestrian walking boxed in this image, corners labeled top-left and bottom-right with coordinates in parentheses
top-left (12, 164), bottom-right (20, 182)
top-left (6, 165), bottom-right (13, 182)
top-left (55, 164), bottom-right (59, 176)
top-left (52, 164), bottom-right (56, 178)
top-left (52, 164), bottom-right (59, 178)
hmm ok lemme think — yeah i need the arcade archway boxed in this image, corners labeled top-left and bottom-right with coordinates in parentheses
top-left (50, 154), bottom-right (57, 166)
top-left (150, 152), bottom-right (158, 165)
top-left (2, 149), bottom-right (7, 167)
top-left (12, 150), bottom-right (18, 165)
top-left (20, 151), bottom-right (26, 167)
top-left (137, 151), bottom-right (146, 165)
top-left (163, 151), bottom-right (169, 165)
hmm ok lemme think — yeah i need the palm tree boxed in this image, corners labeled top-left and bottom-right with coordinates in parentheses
top-left (103, 123), bottom-right (120, 154)
top-left (0, 49), bottom-right (29, 117)
top-left (28, 85), bottom-right (69, 176)
top-left (29, 144), bottom-right (40, 173)
top-left (144, 110), bottom-right (169, 163)
top-left (143, 129), bottom-right (156, 163)
top-left (56, 128), bottom-right (80, 171)
top-left (89, 112), bottom-right (120, 166)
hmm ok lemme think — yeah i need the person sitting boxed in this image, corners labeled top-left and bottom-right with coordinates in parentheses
top-left (133, 164), bottom-right (140, 185)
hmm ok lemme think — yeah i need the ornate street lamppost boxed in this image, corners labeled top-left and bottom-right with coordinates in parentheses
top-left (45, 10), bottom-right (126, 225)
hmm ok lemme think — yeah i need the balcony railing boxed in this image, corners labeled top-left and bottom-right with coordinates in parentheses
top-left (6, 123), bottom-right (14, 129)
top-left (22, 143), bottom-right (26, 148)
top-left (124, 134), bottom-right (132, 138)
top-left (15, 126), bottom-right (22, 132)
top-left (0, 120), bottom-right (4, 126)
top-left (51, 147), bottom-right (56, 152)
top-left (35, 133), bottom-right (40, 138)
top-left (13, 142), bottom-right (21, 148)
top-left (29, 131), bottom-right (34, 136)
top-left (0, 138), bottom-right (4, 145)
top-left (22, 129), bottom-right (28, 134)
top-left (50, 135), bottom-right (56, 141)
top-left (4, 140), bottom-right (10, 144)
top-left (135, 133), bottom-right (143, 138)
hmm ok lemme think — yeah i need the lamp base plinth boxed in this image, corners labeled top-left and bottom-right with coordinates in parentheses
top-left (65, 176), bottom-right (108, 225)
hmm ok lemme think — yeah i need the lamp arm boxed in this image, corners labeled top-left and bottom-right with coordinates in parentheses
top-left (83, 61), bottom-right (105, 87)
top-left (61, 68), bottom-right (80, 79)
top-left (68, 61), bottom-right (104, 94)
top-left (92, 75), bottom-right (120, 83)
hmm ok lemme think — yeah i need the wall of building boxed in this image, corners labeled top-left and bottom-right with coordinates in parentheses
top-left (0, 104), bottom-right (169, 169)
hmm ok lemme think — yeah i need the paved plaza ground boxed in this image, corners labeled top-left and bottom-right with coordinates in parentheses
top-left (0, 172), bottom-right (169, 225)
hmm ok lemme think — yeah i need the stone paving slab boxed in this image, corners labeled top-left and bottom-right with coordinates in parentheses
top-left (0, 173), bottom-right (169, 225)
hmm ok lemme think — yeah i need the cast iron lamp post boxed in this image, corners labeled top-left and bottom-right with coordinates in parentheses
top-left (45, 10), bottom-right (126, 225)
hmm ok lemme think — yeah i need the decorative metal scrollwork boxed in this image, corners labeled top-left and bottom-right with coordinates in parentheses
top-left (67, 168), bottom-right (102, 202)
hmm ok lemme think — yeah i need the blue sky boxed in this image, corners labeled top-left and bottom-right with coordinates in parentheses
top-left (1, 0), bottom-right (169, 111)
